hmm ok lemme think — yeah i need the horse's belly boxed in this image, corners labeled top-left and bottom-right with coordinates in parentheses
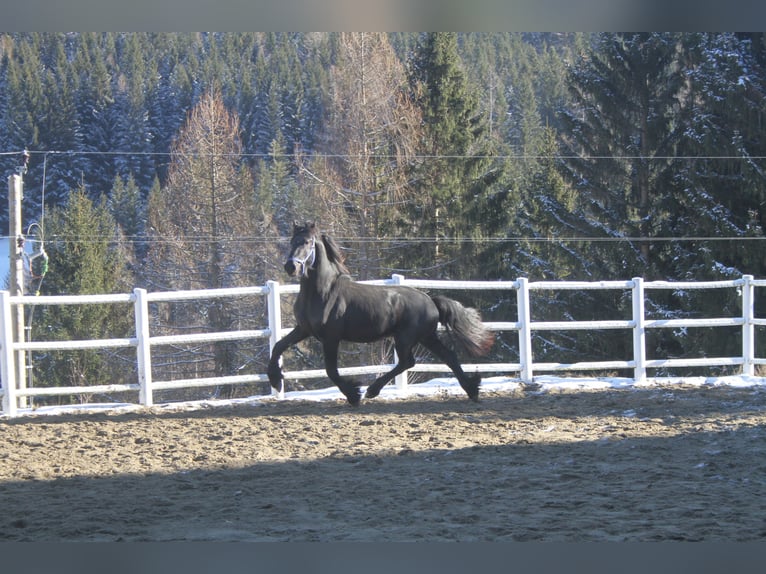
top-left (338, 315), bottom-right (396, 343)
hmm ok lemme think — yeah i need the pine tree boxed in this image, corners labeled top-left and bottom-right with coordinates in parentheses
top-left (659, 33), bottom-right (766, 281)
top-left (73, 33), bottom-right (117, 197)
top-left (147, 34), bottom-right (199, 186)
top-left (557, 33), bottom-right (766, 371)
top-left (559, 33), bottom-right (687, 279)
top-left (112, 33), bottom-right (155, 192)
top-left (256, 131), bottom-right (301, 234)
top-left (408, 32), bottom-right (503, 278)
top-left (108, 174), bottom-right (145, 263)
top-left (33, 188), bottom-right (135, 393)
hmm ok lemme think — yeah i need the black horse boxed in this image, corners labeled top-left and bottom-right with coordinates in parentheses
top-left (267, 222), bottom-right (495, 405)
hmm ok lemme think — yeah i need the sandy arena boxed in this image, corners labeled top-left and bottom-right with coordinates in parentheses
top-left (2, 385), bottom-right (766, 541)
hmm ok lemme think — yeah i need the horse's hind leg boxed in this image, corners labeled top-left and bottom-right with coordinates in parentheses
top-left (364, 341), bottom-right (416, 399)
top-left (421, 334), bottom-right (480, 401)
top-left (322, 339), bottom-right (363, 406)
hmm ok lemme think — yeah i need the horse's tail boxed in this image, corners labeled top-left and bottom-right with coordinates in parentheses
top-left (431, 296), bottom-right (495, 357)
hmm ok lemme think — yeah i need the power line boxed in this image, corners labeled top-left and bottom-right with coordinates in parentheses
top-left (4, 149), bottom-right (766, 162)
top-left (4, 148), bottom-right (764, 247)
top-left (3, 234), bottom-right (766, 245)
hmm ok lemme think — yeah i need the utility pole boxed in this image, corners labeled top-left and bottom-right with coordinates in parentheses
top-left (8, 151), bottom-right (29, 408)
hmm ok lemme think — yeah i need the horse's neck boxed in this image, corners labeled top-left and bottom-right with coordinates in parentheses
top-left (303, 253), bottom-right (341, 299)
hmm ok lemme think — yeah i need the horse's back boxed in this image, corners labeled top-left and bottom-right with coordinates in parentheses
top-left (337, 280), bottom-right (438, 342)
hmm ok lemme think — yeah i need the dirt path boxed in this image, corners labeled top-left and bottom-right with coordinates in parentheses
top-left (2, 385), bottom-right (766, 541)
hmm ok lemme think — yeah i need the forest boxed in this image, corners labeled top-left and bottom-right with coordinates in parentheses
top-left (1, 32), bottom-right (765, 398)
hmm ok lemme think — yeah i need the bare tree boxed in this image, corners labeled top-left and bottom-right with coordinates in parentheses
top-left (309, 32), bottom-right (422, 279)
top-left (145, 90), bottom-right (268, 393)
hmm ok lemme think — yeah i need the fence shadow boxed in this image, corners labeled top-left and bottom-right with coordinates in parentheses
top-left (2, 421), bottom-right (766, 542)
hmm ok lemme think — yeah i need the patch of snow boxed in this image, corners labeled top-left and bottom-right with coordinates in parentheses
top-left (7, 374), bottom-right (766, 418)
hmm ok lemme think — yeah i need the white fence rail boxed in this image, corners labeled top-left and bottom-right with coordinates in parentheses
top-left (1, 274), bottom-right (765, 417)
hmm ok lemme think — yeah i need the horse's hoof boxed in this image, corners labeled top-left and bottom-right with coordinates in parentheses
top-left (465, 375), bottom-right (481, 402)
top-left (346, 390), bottom-right (363, 407)
top-left (364, 388), bottom-right (379, 399)
top-left (269, 380), bottom-right (283, 392)
top-left (267, 369), bottom-right (283, 391)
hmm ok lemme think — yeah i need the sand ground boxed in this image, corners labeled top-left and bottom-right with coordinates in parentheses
top-left (2, 385), bottom-right (766, 541)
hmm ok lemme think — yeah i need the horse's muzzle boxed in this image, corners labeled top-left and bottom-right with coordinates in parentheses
top-left (284, 260), bottom-right (298, 276)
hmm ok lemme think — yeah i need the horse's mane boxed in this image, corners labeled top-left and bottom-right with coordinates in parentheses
top-left (294, 221), bottom-right (351, 276)
top-left (321, 232), bottom-right (350, 275)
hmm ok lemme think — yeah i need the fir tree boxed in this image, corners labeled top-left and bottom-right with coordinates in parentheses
top-left (73, 33), bottom-right (117, 196)
top-left (660, 33), bottom-right (766, 281)
top-left (108, 174), bottom-right (145, 264)
top-left (33, 188), bottom-right (134, 392)
top-left (559, 33), bottom-right (687, 278)
top-left (408, 32), bottom-right (503, 278)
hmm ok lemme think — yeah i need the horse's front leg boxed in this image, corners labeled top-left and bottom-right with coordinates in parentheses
top-left (268, 327), bottom-right (310, 393)
top-left (322, 339), bottom-right (363, 406)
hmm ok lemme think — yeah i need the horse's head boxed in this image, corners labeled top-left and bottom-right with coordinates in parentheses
top-left (284, 222), bottom-right (318, 277)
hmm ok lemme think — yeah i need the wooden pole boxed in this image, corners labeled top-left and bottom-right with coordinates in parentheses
top-left (8, 173), bottom-right (26, 408)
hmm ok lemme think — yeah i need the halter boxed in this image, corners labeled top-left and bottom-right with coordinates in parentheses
top-left (290, 236), bottom-right (316, 276)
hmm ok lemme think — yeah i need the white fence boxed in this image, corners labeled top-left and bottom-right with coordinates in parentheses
top-left (1, 274), bottom-right (765, 417)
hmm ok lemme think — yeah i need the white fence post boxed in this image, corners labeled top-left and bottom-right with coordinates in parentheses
top-left (267, 280), bottom-right (284, 398)
top-left (1, 290), bottom-right (18, 417)
top-left (632, 277), bottom-right (647, 384)
top-left (134, 288), bottom-right (153, 406)
top-left (391, 274), bottom-right (408, 391)
top-left (742, 274), bottom-right (755, 376)
top-left (517, 278), bottom-right (533, 385)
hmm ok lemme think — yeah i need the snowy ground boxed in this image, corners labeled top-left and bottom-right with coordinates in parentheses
top-left (10, 373), bottom-right (766, 418)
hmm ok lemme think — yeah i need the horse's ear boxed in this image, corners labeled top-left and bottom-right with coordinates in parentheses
top-left (292, 220), bottom-right (316, 234)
